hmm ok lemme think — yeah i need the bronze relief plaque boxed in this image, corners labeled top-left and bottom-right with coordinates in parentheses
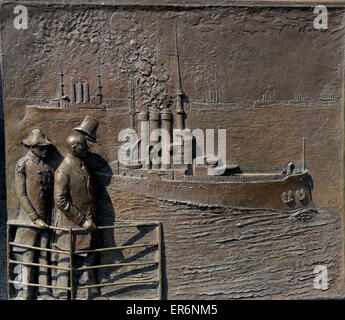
top-left (0, 1), bottom-right (344, 300)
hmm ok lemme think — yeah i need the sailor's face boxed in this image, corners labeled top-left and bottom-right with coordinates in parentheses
top-left (31, 146), bottom-right (49, 158)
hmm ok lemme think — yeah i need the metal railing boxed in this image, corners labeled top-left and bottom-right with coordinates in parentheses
top-left (7, 221), bottom-right (162, 300)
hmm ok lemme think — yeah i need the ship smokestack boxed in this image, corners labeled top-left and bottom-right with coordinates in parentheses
top-left (138, 110), bottom-right (149, 169)
top-left (150, 110), bottom-right (161, 169)
top-left (175, 91), bottom-right (185, 130)
top-left (161, 109), bottom-right (172, 170)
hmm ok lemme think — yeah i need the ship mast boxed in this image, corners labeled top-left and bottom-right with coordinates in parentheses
top-left (96, 59), bottom-right (103, 105)
top-left (174, 25), bottom-right (185, 130)
top-left (59, 67), bottom-right (65, 97)
top-left (57, 62), bottom-right (69, 109)
top-left (129, 77), bottom-right (137, 131)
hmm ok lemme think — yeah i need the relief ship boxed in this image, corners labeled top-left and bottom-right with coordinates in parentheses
top-left (109, 101), bottom-right (313, 211)
top-left (111, 162), bottom-right (313, 211)
top-left (22, 36), bottom-right (314, 212)
top-left (107, 30), bottom-right (314, 212)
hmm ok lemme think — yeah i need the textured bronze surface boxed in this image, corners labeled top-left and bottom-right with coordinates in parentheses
top-left (1, 1), bottom-right (345, 299)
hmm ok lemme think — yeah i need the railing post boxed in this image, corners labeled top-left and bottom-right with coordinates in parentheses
top-left (69, 228), bottom-right (74, 300)
top-left (6, 221), bottom-right (162, 300)
top-left (7, 224), bottom-right (11, 299)
top-left (157, 222), bottom-right (163, 300)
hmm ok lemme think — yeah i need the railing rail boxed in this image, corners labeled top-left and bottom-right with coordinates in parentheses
top-left (7, 221), bottom-right (162, 300)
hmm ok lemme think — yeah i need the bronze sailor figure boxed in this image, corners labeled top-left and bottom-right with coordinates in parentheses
top-left (12, 129), bottom-right (54, 299)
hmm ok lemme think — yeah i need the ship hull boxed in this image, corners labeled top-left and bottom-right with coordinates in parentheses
top-left (107, 171), bottom-right (313, 211)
